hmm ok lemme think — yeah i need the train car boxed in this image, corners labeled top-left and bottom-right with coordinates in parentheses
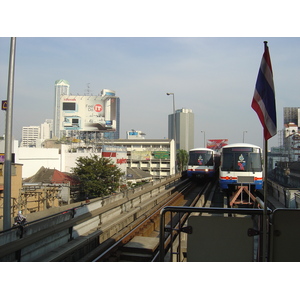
top-left (219, 143), bottom-right (263, 191)
top-left (187, 148), bottom-right (219, 178)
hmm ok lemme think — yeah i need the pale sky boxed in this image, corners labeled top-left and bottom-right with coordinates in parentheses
top-left (1, 3), bottom-right (299, 150)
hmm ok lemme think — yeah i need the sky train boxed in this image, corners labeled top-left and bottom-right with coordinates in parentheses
top-left (219, 143), bottom-right (263, 191)
top-left (187, 148), bottom-right (220, 178)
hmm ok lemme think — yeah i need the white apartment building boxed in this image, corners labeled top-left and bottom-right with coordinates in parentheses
top-left (54, 79), bottom-right (70, 138)
top-left (21, 119), bottom-right (53, 148)
top-left (41, 119), bottom-right (53, 140)
top-left (21, 126), bottom-right (40, 147)
top-left (108, 139), bottom-right (176, 178)
top-left (14, 138), bottom-right (176, 179)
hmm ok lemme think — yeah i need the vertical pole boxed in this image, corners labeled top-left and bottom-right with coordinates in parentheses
top-left (167, 93), bottom-right (176, 174)
top-left (173, 94), bottom-right (177, 174)
top-left (263, 139), bottom-right (268, 261)
top-left (3, 37), bottom-right (16, 230)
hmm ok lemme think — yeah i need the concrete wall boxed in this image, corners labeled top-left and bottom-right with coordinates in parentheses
top-left (0, 174), bottom-right (182, 261)
top-left (268, 179), bottom-right (298, 208)
top-left (16, 147), bottom-right (61, 178)
top-left (0, 164), bottom-right (23, 219)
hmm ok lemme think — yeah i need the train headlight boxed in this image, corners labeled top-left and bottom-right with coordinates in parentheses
top-left (205, 169), bottom-right (208, 172)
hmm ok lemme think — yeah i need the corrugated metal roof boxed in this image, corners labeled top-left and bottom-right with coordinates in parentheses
top-left (126, 168), bottom-right (152, 181)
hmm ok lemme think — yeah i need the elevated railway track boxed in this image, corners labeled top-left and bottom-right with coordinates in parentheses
top-left (1, 173), bottom-right (300, 262)
top-left (92, 178), bottom-right (216, 262)
top-left (0, 174), bottom-right (203, 262)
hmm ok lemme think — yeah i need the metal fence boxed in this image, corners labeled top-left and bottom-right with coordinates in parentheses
top-left (158, 206), bottom-right (300, 262)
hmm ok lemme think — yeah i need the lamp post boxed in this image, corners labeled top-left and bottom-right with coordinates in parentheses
top-left (4, 37), bottom-right (16, 230)
top-left (167, 92), bottom-right (176, 174)
top-left (201, 131), bottom-right (206, 148)
top-left (243, 131), bottom-right (247, 143)
top-left (166, 93), bottom-right (176, 148)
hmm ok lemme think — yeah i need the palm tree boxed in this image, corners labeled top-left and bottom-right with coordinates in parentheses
top-left (177, 149), bottom-right (189, 172)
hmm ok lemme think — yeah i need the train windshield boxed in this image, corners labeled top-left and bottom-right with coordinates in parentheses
top-left (189, 150), bottom-right (213, 166)
top-left (221, 148), bottom-right (262, 172)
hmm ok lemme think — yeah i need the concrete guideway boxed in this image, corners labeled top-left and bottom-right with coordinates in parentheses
top-left (0, 174), bottom-right (183, 262)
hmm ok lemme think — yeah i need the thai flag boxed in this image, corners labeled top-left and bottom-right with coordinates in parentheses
top-left (251, 42), bottom-right (277, 140)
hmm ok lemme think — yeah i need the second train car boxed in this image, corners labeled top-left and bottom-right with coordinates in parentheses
top-left (187, 147), bottom-right (219, 179)
top-left (219, 143), bottom-right (263, 191)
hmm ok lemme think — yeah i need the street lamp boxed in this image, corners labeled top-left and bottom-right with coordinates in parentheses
top-left (167, 92), bottom-right (176, 174)
top-left (243, 131), bottom-right (247, 143)
top-left (166, 93), bottom-right (176, 149)
top-left (201, 131), bottom-right (206, 148)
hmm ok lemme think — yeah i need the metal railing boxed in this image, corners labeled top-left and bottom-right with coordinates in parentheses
top-left (158, 206), bottom-right (273, 262)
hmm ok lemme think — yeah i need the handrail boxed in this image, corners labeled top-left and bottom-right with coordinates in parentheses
top-left (0, 173), bottom-right (184, 261)
top-left (158, 206), bottom-right (272, 262)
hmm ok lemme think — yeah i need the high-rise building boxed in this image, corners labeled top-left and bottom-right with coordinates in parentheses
top-left (40, 120), bottom-right (52, 141)
top-left (55, 86), bottom-right (120, 140)
top-left (283, 107), bottom-right (300, 127)
top-left (44, 119), bottom-right (53, 138)
top-left (54, 79), bottom-right (70, 138)
top-left (101, 89), bottom-right (120, 140)
top-left (21, 126), bottom-right (40, 147)
top-left (168, 108), bottom-right (194, 152)
top-left (282, 107), bottom-right (300, 150)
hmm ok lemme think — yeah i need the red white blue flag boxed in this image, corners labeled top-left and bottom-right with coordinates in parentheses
top-left (251, 42), bottom-right (277, 140)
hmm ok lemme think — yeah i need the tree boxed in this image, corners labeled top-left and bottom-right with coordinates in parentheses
top-left (177, 149), bottom-right (189, 172)
top-left (72, 155), bottom-right (124, 199)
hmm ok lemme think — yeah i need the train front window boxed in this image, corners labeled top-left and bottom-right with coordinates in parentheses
top-left (221, 150), bottom-right (262, 172)
top-left (189, 151), bottom-right (213, 166)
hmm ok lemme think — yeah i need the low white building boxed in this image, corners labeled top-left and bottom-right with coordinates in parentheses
top-left (16, 147), bottom-right (61, 178)
top-left (3, 137), bottom-right (175, 179)
top-left (126, 130), bottom-right (146, 139)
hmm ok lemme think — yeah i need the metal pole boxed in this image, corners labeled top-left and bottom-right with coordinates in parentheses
top-left (263, 138), bottom-right (268, 261)
top-left (171, 94), bottom-right (176, 150)
top-left (167, 93), bottom-right (176, 173)
top-left (172, 94), bottom-right (177, 174)
top-left (3, 37), bottom-right (16, 230)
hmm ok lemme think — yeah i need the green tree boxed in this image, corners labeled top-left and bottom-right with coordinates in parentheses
top-left (72, 155), bottom-right (124, 199)
top-left (177, 149), bottom-right (189, 172)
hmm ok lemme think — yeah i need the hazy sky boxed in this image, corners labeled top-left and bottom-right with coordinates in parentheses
top-left (1, 36), bottom-right (299, 149)
top-left (1, 2), bottom-right (299, 150)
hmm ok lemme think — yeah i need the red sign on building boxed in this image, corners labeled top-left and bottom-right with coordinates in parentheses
top-left (94, 104), bottom-right (103, 112)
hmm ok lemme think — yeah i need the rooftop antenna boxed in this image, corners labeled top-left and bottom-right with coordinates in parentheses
top-left (85, 83), bottom-right (92, 96)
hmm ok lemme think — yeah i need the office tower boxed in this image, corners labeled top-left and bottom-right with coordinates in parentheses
top-left (168, 108), bottom-right (194, 152)
top-left (22, 126), bottom-right (40, 147)
top-left (57, 89), bottom-right (120, 140)
top-left (102, 90), bottom-right (120, 139)
top-left (44, 119), bottom-right (53, 138)
top-left (54, 79), bottom-right (70, 138)
top-left (40, 120), bottom-right (52, 141)
top-left (283, 107), bottom-right (300, 127)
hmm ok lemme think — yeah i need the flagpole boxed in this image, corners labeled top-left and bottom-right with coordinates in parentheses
top-left (263, 138), bottom-right (268, 261)
top-left (262, 41), bottom-right (269, 262)
top-left (251, 40), bottom-right (276, 261)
